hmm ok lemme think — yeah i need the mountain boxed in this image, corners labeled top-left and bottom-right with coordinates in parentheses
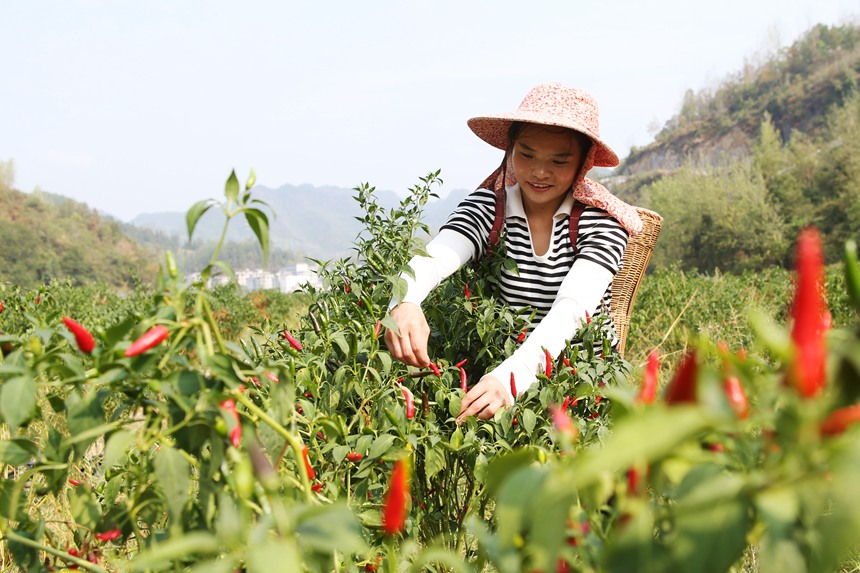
top-left (606, 22), bottom-right (860, 273)
top-left (0, 184), bottom-right (158, 289)
top-left (616, 23), bottom-right (860, 183)
top-left (130, 182), bottom-right (472, 260)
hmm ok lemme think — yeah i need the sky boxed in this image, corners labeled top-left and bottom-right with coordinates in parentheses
top-left (2, 1), bottom-right (858, 221)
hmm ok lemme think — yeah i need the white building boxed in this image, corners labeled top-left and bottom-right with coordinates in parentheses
top-left (185, 263), bottom-right (321, 293)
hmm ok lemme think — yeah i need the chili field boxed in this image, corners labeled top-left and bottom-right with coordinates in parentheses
top-left (1, 171), bottom-right (860, 573)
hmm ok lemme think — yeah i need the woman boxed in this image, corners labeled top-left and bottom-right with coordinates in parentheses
top-left (385, 82), bottom-right (643, 420)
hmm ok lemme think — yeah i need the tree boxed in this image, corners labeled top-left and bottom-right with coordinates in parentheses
top-left (645, 161), bottom-right (788, 273)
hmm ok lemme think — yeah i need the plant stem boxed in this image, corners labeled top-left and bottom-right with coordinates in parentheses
top-left (233, 392), bottom-right (313, 501)
top-left (0, 529), bottom-right (107, 573)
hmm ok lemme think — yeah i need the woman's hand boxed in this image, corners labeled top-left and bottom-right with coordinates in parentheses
top-left (457, 375), bottom-right (512, 421)
top-left (384, 302), bottom-right (431, 368)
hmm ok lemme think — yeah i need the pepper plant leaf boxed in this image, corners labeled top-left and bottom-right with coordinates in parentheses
top-left (186, 199), bottom-right (215, 243)
top-left (224, 169), bottom-right (239, 204)
top-left (243, 208), bottom-right (270, 267)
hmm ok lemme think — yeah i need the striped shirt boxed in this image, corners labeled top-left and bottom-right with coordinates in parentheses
top-left (440, 184), bottom-right (629, 340)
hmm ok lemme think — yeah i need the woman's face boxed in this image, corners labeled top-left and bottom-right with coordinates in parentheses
top-left (511, 124), bottom-right (585, 214)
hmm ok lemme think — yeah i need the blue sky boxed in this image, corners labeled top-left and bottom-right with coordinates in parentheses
top-left (1, 1), bottom-right (857, 220)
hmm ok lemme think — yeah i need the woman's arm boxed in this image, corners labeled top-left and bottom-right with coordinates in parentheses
top-left (457, 258), bottom-right (614, 418)
top-left (385, 229), bottom-right (476, 367)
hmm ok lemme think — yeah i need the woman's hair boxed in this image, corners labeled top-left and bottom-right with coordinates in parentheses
top-left (506, 121), bottom-right (593, 177)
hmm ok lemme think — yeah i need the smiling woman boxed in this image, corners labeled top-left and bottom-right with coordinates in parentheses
top-left (384, 82), bottom-right (642, 420)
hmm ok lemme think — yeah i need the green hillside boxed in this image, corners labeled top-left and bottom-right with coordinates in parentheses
top-left (0, 181), bottom-right (158, 289)
top-left (607, 22), bottom-right (860, 273)
top-left (619, 23), bottom-right (860, 179)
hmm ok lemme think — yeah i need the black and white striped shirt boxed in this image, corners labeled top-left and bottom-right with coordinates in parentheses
top-left (441, 185), bottom-right (629, 337)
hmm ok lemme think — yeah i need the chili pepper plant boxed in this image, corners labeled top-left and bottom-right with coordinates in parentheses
top-left (3, 168), bottom-right (860, 573)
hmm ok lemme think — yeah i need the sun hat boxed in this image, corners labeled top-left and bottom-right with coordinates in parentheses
top-left (467, 82), bottom-right (619, 168)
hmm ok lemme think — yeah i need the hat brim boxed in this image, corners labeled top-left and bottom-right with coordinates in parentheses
top-left (468, 112), bottom-right (619, 168)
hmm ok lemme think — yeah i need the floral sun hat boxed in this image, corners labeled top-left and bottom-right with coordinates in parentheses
top-left (469, 83), bottom-right (642, 236)
top-left (467, 82), bottom-right (619, 168)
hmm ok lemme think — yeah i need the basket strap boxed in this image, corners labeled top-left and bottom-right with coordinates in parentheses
top-left (488, 182), bottom-right (506, 249)
top-left (568, 200), bottom-right (586, 255)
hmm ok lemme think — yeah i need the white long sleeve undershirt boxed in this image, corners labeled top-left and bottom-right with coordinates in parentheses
top-left (391, 228), bottom-right (614, 403)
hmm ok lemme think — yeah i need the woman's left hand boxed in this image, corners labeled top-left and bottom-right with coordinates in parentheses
top-left (456, 375), bottom-right (511, 421)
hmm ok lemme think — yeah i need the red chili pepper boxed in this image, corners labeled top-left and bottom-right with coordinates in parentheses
top-left (820, 404), bottom-right (860, 436)
top-left (219, 399), bottom-right (242, 447)
top-left (373, 319), bottom-right (382, 340)
top-left (283, 329), bottom-right (303, 351)
top-left (344, 284), bottom-right (351, 293)
top-left (311, 482), bottom-right (323, 493)
top-left (35, 295), bottom-right (41, 304)
top-left (636, 350), bottom-right (660, 404)
top-left (664, 351), bottom-right (698, 404)
top-left (454, 358), bottom-right (468, 368)
top-left (464, 283), bottom-right (471, 299)
top-left (249, 376), bottom-right (261, 387)
top-left (346, 452), bottom-right (364, 462)
top-left (788, 227), bottom-right (828, 398)
top-left (62, 317), bottom-right (96, 354)
top-left (401, 387), bottom-right (415, 419)
top-left (549, 404), bottom-right (577, 438)
top-left (544, 348), bottom-right (553, 378)
top-left (517, 329), bottom-right (526, 343)
top-left (94, 529), bottom-right (122, 542)
top-left (382, 458), bottom-right (411, 536)
top-left (0, 301), bottom-right (4, 313)
top-left (626, 467), bottom-right (646, 496)
top-left (301, 444), bottom-right (316, 480)
top-left (124, 325), bottom-right (169, 357)
top-left (584, 310), bottom-right (591, 324)
top-left (510, 372), bottom-right (517, 398)
top-left (562, 395), bottom-right (571, 411)
top-left (429, 363), bottom-right (441, 377)
top-left (459, 367), bottom-right (468, 392)
top-left (68, 478), bottom-right (81, 487)
top-left (563, 356), bottom-right (571, 368)
top-left (264, 371), bottom-right (279, 384)
top-left (723, 375), bottom-right (749, 419)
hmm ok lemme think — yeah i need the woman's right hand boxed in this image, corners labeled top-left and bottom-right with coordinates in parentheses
top-left (384, 302), bottom-right (431, 368)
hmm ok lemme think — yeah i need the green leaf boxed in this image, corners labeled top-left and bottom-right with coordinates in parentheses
top-left (154, 445), bottom-right (191, 521)
top-left (244, 208), bottom-right (270, 267)
top-left (332, 445), bottom-right (349, 464)
top-left (103, 431), bottom-right (134, 469)
top-left (382, 313), bottom-right (401, 338)
top-left (246, 539), bottom-right (300, 573)
top-left (69, 485), bottom-right (102, 530)
top-left (521, 409), bottom-right (537, 436)
top-left (0, 376), bottom-right (37, 429)
top-left (484, 449), bottom-right (538, 499)
top-left (295, 504), bottom-right (366, 554)
top-left (245, 168), bottom-right (257, 191)
top-left (667, 473), bottom-right (751, 573)
top-left (224, 169), bottom-right (239, 203)
top-left (0, 439), bottom-right (36, 466)
top-left (129, 532), bottom-right (220, 571)
top-left (0, 479), bottom-right (28, 521)
top-left (186, 199), bottom-right (214, 243)
top-left (424, 444), bottom-right (446, 480)
top-left (66, 391), bottom-right (106, 456)
top-left (369, 434), bottom-right (397, 459)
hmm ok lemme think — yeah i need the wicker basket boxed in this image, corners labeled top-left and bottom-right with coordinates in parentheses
top-left (610, 207), bottom-right (663, 357)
